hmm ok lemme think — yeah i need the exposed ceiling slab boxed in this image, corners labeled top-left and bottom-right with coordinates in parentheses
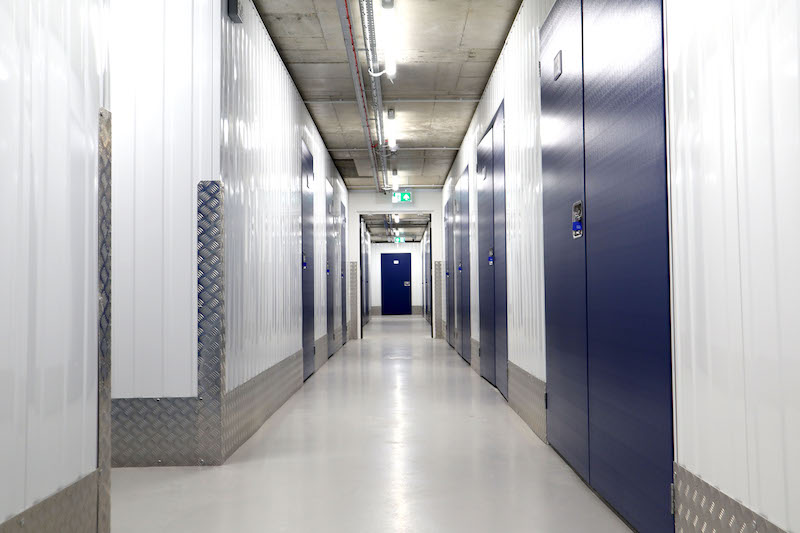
top-left (254, 0), bottom-right (522, 189)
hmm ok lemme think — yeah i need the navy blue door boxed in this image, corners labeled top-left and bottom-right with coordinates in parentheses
top-left (492, 106), bottom-right (508, 399)
top-left (381, 253), bottom-right (411, 315)
top-left (457, 169), bottom-right (471, 364)
top-left (301, 142), bottom-right (315, 381)
top-left (541, 0), bottom-right (590, 481)
top-left (477, 128), bottom-right (495, 386)
top-left (445, 200), bottom-right (455, 347)
top-left (583, 0), bottom-right (673, 530)
top-left (477, 105), bottom-right (507, 396)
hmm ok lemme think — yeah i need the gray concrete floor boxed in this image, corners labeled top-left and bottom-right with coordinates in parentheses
top-left (111, 315), bottom-right (630, 533)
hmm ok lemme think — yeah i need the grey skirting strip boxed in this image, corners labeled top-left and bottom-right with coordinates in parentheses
top-left (674, 464), bottom-right (787, 533)
top-left (0, 470), bottom-right (98, 533)
top-left (315, 334), bottom-right (328, 371)
top-left (412, 305), bottom-right (422, 315)
top-left (470, 339), bottom-right (480, 373)
top-left (222, 350), bottom-right (303, 459)
top-left (507, 361), bottom-right (547, 443)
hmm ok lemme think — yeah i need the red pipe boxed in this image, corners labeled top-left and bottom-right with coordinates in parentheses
top-left (343, 0), bottom-right (379, 154)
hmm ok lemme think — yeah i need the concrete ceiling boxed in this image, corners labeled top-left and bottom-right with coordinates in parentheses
top-left (362, 213), bottom-right (431, 242)
top-left (254, 0), bottom-right (522, 190)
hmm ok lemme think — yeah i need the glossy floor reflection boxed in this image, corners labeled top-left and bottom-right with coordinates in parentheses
top-left (111, 316), bottom-right (630, 533)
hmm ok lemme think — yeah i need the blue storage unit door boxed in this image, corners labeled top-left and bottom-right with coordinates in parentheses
top-left (340, 201), bottom-right (347, 344)
top-left (452, 196), bottom-right (463, 355)
top-left (445, 199), bottom-right (455, 347)
top-left (540, 0), bottom-right (673, 530)
top-left (477, 105), bottom-right (508, 397)
top-left (456, 169), bottom-right (471, 363)
top-left (301, 141), bottom-right (315, 380)
top-left (326, 180), bottom-right (335, 357)
top-left (540, 0), bottom-right (590, 481)
top-left (381, 253), bottom-right (412, 315)
top-left (477, 129), bottom-right (495, 385)
top-left (583, 0), bottom-right (673, 530)
top-left (492, 106), bottom-right (508, 399)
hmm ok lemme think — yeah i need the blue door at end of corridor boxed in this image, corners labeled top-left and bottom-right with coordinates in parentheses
top-left (381, 253), bottom-right (412, 315)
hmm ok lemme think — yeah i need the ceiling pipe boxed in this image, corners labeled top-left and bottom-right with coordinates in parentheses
top-left (357, 0), bottom-right (390, 190)
top-left (335, 0), bottom-right (381, 192)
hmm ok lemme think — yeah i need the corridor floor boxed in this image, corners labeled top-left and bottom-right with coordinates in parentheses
top-left (111, 316), bottom-right (630, 533)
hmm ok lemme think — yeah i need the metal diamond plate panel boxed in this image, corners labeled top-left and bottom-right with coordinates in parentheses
top-left (221, 351), bottom-right (302, 459)
top-left (674, 464), bottom-right (787, 533)
top-left (508, 361), bottom-right (546, 443)
top-left (111, 181), bottom-right (226, 467)
top-left (434, 261), bottom-right (444, 339)
top-left (96, 107), bottom-right (112, 533)
top-left (196, 180), bottom-right (225, 465)
top-left (349, 262), bottom-right (358, 340)
top-left (0, 471), bottom-right (98, 533)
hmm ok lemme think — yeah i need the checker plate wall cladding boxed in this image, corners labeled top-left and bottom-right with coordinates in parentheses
top-left (97, 108), bottom-right (113, 533)
top-left (541, 0), bottom-right (590, 481)
top-left (340, 202), bottom-right (348, 346)
top-left (674, 464), bottom-right (788, 533)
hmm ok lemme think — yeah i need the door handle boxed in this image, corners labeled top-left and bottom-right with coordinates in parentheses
top-left (572, 201), bottom-right (583, 239)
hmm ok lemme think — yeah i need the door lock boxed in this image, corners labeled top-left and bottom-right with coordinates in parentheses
top-left (488, 248), bottom-right (494, 266)
top-left (303, 253), bottom-right (307, 270)
top-left (572, 201), bottom-right (584, 239)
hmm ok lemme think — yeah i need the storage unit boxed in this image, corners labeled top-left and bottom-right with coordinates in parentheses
top-left (477, 105), bottom-right (509, 398)
top-left (541, 0), bottom-right (673, 531)
top-left (301, 141), bottom-right (315, 380)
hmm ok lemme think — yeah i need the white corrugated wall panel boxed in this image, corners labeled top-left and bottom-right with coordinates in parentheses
top-left (444, 0), bottom-right (554, 380)
top-left (221, 0), bottom-right (347, 391)
top-left (666, 0), bottom-right (800, 528)
top-left (0, 0), bottom-right (104, 520)
top-left (110, 0), bottom-right (219, 398)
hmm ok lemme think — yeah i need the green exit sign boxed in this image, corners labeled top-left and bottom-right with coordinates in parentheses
top-left (392, 191), bottom-right (412, 203)
top-left (394, 237), bottom-right (406, 243)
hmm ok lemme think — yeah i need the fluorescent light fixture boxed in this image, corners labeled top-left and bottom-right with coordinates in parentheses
top-left (386, 108), bottom-right (398, 151)
top-left (379, 0), bottom-right (398, 79)
top-left (393, 214), bottom-right (400, 223)
top-left (392, 182), bottom-right (399, 191)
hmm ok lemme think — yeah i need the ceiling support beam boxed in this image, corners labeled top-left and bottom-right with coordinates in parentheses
top-left (335, 0), bottom-right (381, 192)
top-left (330, 147), bottom-right (461, 152)
top-left (305, 98), bottom-right (481, 104)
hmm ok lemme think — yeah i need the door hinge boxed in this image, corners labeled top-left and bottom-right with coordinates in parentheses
top-left (669, 483), bottom-right (676, 515)
top-left (544, 392), bottom-right (548, 409)
top-left (538, 60), bottom-right (542, 77)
